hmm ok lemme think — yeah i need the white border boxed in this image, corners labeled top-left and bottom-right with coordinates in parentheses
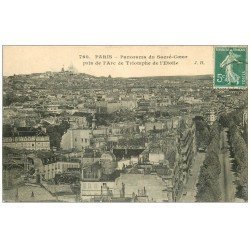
top-left (0, 1), bottom-right (249, 250)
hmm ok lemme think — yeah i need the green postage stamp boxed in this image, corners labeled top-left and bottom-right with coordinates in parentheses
top-left (214, 46), bottom-right (248, 88)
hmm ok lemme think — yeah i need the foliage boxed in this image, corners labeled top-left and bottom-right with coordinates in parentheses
top-left (45, 120), bottom-right (70, 149)
top-left (219, 111), bottom-right (248, 201)
top-left (3, 93), bottom-right (30, 106)
top-left (196, 122), bottom-right (222, 202)
top-left (194, 117), bottom-right (210, 148)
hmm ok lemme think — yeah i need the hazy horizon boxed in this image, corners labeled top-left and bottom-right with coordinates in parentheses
top-left (3, 46), bottom-right (214, 77)
top-left (3, 69), bottom-right (213, 78)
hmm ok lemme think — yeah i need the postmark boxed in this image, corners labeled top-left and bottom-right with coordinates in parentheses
top-left (214, 46), bottom-right (247, 88)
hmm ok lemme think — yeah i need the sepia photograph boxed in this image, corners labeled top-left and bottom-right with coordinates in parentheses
top-left (1, 1), bottom-right (250, 250)
top-left (2, 45), bottom-right (248, 203)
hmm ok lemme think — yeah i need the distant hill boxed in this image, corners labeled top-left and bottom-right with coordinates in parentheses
top-left (4, 72), bottom-right (213, 88)
top-left (124, 75), bottom-right (213, 81)
top-left (5, 71), bottom-right (212, 80)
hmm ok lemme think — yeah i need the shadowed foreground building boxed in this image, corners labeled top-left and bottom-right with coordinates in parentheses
top-left (80, 173), bottom-right (170, 202)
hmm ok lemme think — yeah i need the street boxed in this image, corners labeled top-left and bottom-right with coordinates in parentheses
top-left (180, 152), bottom-right (205, 202)
top-left (219, 129), bottom-right (236, 202)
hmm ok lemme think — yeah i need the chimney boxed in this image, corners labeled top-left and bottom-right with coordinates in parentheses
top-left (12, 126), bottom-right (18, 136)
top-left (41, 127), bottom-right (47, 134)
top-left (121, 182), bottom-right (125, 198)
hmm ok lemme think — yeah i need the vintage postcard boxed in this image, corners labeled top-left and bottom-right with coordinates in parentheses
top-left (2, 45), bottom-right (248, 202)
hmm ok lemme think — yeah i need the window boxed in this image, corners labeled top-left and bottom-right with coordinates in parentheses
top-left (75, 138), bottom-right (77, 142)
top-left (81, 138), bottom-right (83, 142)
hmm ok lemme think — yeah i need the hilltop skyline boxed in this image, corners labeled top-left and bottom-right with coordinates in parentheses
top-left (3, 69), bottom-right (213, 80)
top-left (3, 46), bottom-right (214, 77)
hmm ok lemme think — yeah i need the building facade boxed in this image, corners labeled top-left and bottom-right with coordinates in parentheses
top-left (61, 129), bottom-right (92, 150)
top-left (3, 127), bottom-right (50, 151)
top-left (38, 161), bottom-right (80, 180)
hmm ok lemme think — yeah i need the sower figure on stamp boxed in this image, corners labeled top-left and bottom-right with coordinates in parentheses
top-left (220, 49), bottom-right (241, 85)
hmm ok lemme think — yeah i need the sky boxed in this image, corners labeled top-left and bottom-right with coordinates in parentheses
top-left (3, 46), bottom-right (214, 77)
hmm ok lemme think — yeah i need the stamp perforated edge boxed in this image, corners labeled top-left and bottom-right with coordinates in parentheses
top-left (213, 45), bottom-right (248, 89)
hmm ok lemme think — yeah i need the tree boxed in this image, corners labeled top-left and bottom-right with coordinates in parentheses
top-left (196, 122), bottom-right (222, 202)
top-left (45, 121), bottom-right (70, 149)
top-left (219, 111), bottom-right (248, 201)
top-left (194, 118), bottom-right (210, 148)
